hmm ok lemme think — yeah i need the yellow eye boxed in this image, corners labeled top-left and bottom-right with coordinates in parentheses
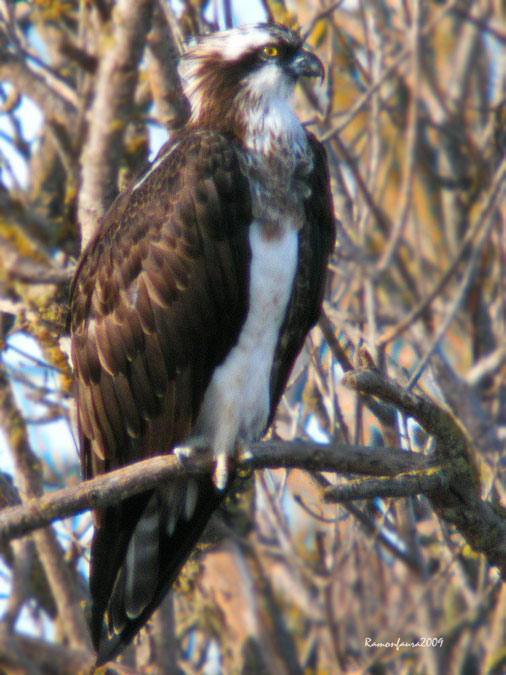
top-left (262, 45), bottom-right (279, 58)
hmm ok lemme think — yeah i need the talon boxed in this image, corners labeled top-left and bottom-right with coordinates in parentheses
top-left (240, 447), bottom-right (253, 461)
top-left (213, 453), bottom-right (229, 491)
top-left (236, 440), bottom-right (250, 460)
top-left (173, 444), bottom-right (194, 466)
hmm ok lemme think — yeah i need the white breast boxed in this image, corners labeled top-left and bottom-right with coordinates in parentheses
top-left (192, 220), bottom-right (298, 482)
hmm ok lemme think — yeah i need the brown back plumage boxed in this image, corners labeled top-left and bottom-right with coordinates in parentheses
top-left (71, 130), bottom-right (252, 658)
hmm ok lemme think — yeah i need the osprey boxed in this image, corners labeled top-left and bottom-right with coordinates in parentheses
top-left (70, 23), bottom-right (334, 663)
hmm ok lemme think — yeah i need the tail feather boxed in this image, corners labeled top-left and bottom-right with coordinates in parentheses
top-left (123, 493), bottom-right (161, 620)
top-left (91, 476), bottom-right (225, 665)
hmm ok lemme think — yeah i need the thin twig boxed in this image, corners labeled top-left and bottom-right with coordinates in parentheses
top-left (343, 366), bottom-right (506, 576)
top-left (375, 0), bottom-right (421, 275)
top-left (321, 0), bottom-right (464, 140)
top-left (407, 162), bottom-right (506, 388)
top-left (378, 156), bottom-right (506, 347)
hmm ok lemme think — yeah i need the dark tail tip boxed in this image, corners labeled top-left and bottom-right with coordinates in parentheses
top-left (94, 633), bottom-right (124, 667)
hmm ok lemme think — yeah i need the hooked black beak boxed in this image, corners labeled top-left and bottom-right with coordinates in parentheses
top-left (286, 48), bottom-right (325, 81)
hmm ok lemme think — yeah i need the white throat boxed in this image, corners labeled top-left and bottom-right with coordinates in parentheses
top-left (240, 65), bottom-right (307, 155)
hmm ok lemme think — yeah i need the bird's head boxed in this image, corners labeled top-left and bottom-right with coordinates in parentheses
top-left (179, 24), bottom-right (324, 142)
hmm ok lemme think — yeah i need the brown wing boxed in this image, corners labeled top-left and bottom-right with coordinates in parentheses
top-left (268, 132), bottom-right (335, 421)
top-left (70, 129), bottom-right (251, 659)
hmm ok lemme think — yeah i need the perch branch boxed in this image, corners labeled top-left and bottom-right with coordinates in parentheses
top-left (0, 439), bottom-right (433, 544)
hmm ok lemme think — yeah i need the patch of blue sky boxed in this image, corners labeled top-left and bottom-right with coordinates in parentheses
top-left (372, 505), bottom-right (408, 558)
top-left (483, 25), bottom-right (504, 104)
top-left (13, 601), bottom-right (55, 642)
top-left (2, 333), bottom-right (78, 479)
top-left (0, 85), bottom-right (43, 189)
top-left (0, 557), bottom-right (11, 605)
top-left (1, 332), bottom-right (90, 541)
top-left (0, 509), bottom-right (56, 642)
top-left (0, 17), bottom-right (61, 188)
top-left (202, 639), bottom-right (222, 675)
top-left (305, 414), bottom-right (331, 443)
top-left (170, 0), bottom-right (265, 27)
top-left (147, 122), bottom-right (169, 161)
top-left (204, 0), bottom-right (266, 27)
top-left (0, 426), bottom-right (15, 475)
top-left (0, 332), bottom-right (90, 634)
top-left (396, 409), bottom-right (428, 453)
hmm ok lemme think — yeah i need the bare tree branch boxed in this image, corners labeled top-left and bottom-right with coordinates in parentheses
top-left (0, 439), bottom-right (433, 544)
top-left (0, 633), bottom-right (97, 675)
top-left (343, 364), bottom-right (506, 577)
top-left (324, 469), bottom-right (445, 503)
top-left (1, 400), bottom-right (505, 573)
top-left (77, 0), bottom-right (154, 245)
top-left (146, 0), bottom-right (190, 130)
top-left (0, 49), bottom-right (77, 128)
top-left (0, 232), bottom-right (73, 284)
top-left (0, 365), bottom-right (92, 652)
